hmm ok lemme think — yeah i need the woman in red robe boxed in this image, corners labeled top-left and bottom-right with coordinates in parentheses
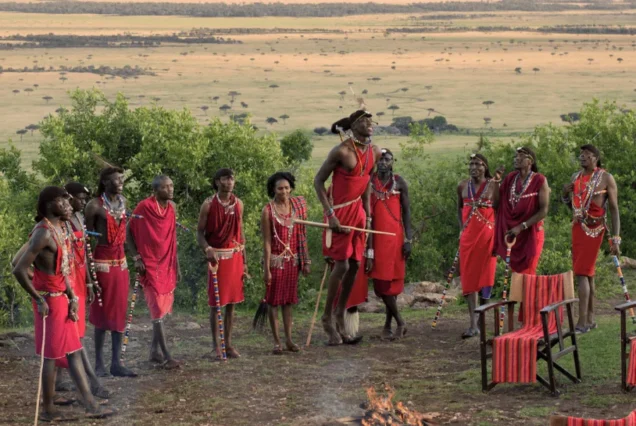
top-left (457, 154), bottom-right (499, 338)
top-left (261, 172), bottom-right (310, 354)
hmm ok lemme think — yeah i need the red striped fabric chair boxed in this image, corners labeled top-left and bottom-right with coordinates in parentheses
top-left (475, 271), bottom-right (581, 396)
top-left (615, 300), bottom-right (636, 392)
top-left (549, 409), bottom-right (636, 426)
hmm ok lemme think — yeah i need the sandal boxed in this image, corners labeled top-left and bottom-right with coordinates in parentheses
top-left (575, 325), bottom-right (589, 334)
top-left (393, 325), bottom-right (408, 340)
top-left (40, 411), bottom-right (78, 422)
top-left (588, 322), bottom-right (598, 330)
top-left (461, 328), bottom-right (479, 339)
top-left (91, 385), bottom-right (112, 400)
top-left (85, 407), bottom-right (117, 419)
top-left (52, 395), bottom-right (76, 406)
top-left (272, 345), bottom-right (283, 355)
top-left (380, 328), bottom-right (393, 340)
top-left (162, 359), bottom-right (182, 370)
top-left (285, 343), bottom-right (300, 353)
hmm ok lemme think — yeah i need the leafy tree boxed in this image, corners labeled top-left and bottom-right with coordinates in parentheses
top-left (269, 84), bottom-right (279, 91)
top-left (482, 100), bottom-right (495, 109)
top-left (200, 105), bottom-right (209, 114)
top-left (15, 129), bottom-right (27, 141)
top-left (313, 126), bottom-right (329, 135)
top-left (338, 91), bottom-right (346, 100)
top-left (533, 67), bottom-right (540, 74)
top-left (266, 117), bottom-right (278, 126)
top-left (279, 114), bottom-right (289, 124)
top-left (25, 124), bottom-right (40, 136)
top-left (515, 67), bottom-right (522, 74)
top-left (388, 104), bottom-right (400, 116)
top-left (212, 96), bottom-right (220, 103)
top-left (12, 89), bottom-right (19, 95)
top-left (280, 129), bottom-right (312, 166)
top-left (219, 104), bottom-right (231, 114)
top-left (24, 88), bottom-right (34, 95)
top-left (228, 91), bottom-right (240, 102)
top-left (241, 102), bottom-right (248, 108)
top-left (483, 117), bottom-right (491, 126)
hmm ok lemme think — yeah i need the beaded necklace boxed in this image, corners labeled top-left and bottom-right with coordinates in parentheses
top-left (509, 171), bottom-right (535, 209)
top-left (269, 200), bottom-right (297, 265)
top-left (371, 172), bottom-right (402, 224)
top-left (573, 168), bottom-right (604, 220)
top-left (101, 193), bottom-right (126, 220)
top-left (43, 218), bottom-right (74, 281)
top-left (100, 194), bottom-right (127, 245)
top-left (154, 196), bottom-right (168, 218)
top-left (350, 140), bottom-right (370, 177)
top-left (465, 179), bottom-right (494, 229)
top-left (215, 193), bottom-right (237, 215)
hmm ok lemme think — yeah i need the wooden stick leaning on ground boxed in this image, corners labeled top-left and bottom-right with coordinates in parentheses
top-left (306, 264), bottom-right (330, 347)
top-left (208, 262), bottom-right (227, 362)
top-left (292, 219), bottom-right (396, 237)
top-left (34, 314), bottom-right (46, 426)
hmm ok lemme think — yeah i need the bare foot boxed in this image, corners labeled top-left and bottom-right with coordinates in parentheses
top-left (162, 359), bottom-right (181, 370)
top-left (322, 315), bottom-right (342, 346)
top-left (272, 345), bottom-right (283, 355)
top-left (226, 347), bottom-right (241, 359)
top-left (91, 385), bottom-right (112, 399)
top-left (110, 364), bottom-right (138, 377)
top-left (95, 364), bottom-right (110, 378)
top-left (148, 350), bottom-right (164, 364)
top-left (285, 341), bottom-right (300, 352)
top-left (85, 406), bottom-right (117, 419)
top-left (381, 328), bottom-right (393, 340)
top-left (393, 324), bottom-right (408, 340)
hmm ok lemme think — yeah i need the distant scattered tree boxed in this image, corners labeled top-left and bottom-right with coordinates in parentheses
top-left (618, 58), bottom-right (624, 64)
top-left (388, 104), bottom-right (400, 116)
top-left (212, 96), bottom-right (220, 103)
top-left (55, 107), bottom-right (67, 114)
top-left (33, 84), bottom-right (39, 89)
top-left (560, 112), bottom-right (581, 123)
top-left (266, 117), bottom-right (278, 126)
top-left (228, 91), bottom-right (240, 103)
top-left (425, 85), bottom-right (433, 91)
top-left (152, 97), bottom-right (161, 102)
top-left (42, 96), bottom-right (53, 104)
top-left (24, 88), bottom-right (34, 95)
top-left (59, 77), bottom-right (68, 83)
top-left (338, 91), bottom-right (346, 100)
top-left (587, 58), bottom-right (594, 65)
top-left (269, 84), bottom-right (279, 91)
top-left (200, 105), bottom-right (209, 114)
top-left (219, 104), bottom-right (231, 114)
top-left (313, 127), bottom-right (329, 136)
top-left (482, 100), bottom-right (495, 109)
top-left (483, 117), bottom-right (492, 126)
top-left (400, 87), bottom-right (408, 92)
top-left (532, 67), bottom-right (540, 74)
top-left (376, 112), bottom-right (385, 117)
top-left (514, 67), bottom-right (522, 74)
top-left (371, 77), bottom-right (381, 82)
top-left (240, 102), bottom-right (248, 108)
top-left (25, 124), bottom-right (40, 136)
top-left (279, 114), bottom-right (290, 124)
top-left (427, 108), bottom-right (435, 116)
top-left (16, 129), bottom-right (27, 141)
top-left (12, 89), bottom-right (19, 95)
top-left (362, 89), bottom-right (368, 95)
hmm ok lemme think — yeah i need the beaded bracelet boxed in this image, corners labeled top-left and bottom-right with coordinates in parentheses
top-left (325, 207), bottom-right (335, 219)
top-left (561, 196), bottom-right (571, 204)
top-left (612, 235), bottom-right (622, 245)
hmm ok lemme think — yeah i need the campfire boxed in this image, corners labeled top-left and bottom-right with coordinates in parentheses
top-left (338, 385), bottom-right (438, 426)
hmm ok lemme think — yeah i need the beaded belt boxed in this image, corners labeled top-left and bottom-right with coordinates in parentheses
top-left (212, 243), bottom-right (245, 260)
top-left (332, 196), bottom-right (361, 210)
top-left (38, 291), bottom-right (65, 298)
top-left (270, 253), bottom-right (298, 269)
top-left (94, 257), bottom-right (128, 272)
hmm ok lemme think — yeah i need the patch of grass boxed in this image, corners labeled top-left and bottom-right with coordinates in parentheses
top-left (518, 406), bottom-right (554, 418)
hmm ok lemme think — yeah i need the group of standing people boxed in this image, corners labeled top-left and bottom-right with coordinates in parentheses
top-left (457, 144), bottom-right (620, 337)
top-left (10, 107), bottom-right (620, 421)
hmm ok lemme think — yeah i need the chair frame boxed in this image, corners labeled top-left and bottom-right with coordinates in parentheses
top-left (614, 300), bottom-right (636, 392)
top-left (475, 296), bottom-right (582, 396)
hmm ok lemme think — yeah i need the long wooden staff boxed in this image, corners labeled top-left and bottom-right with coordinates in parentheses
top-left (498, 235), bottom-right (516, 333)
top-left (121, 275), bottom-right (140, 360)
top-left (431, 249), bottom-right (459, 329)
top-left (611, 254), bottom-right (636, 324)
top-left (208, 262), bottom-right (227, 361)
top-left (34, 314), bottom-right (47, 426)
top-left (292, 219), bottom-right (396, 237)
top-left (306, 264), bottom-right (330, 347)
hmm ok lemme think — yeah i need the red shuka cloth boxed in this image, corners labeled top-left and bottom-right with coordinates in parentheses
top-left (358, 174), bottom-right (405, 298)
top-left (265, 201), bottom-right (300, 306)
top-left (571, 173), bottom-right (606, 277)
top-left (69, 223), bottom-right (87, 338)
top-left (494, 171), bottom-right (546, 273)
top-left (31, 224), bottom-right (82, 360)
top-left (206, 195), bottom-right (244, 307)
top-left (629, 340), bottom-right (636, 387)
top-left (323, 143), bottom-right (375, 262)
top-left (565, 410), bottom-right (636, 426)
top-left (130, 197), bottom-right (178, 319)
top-left (492, 273), bottom-right (564, 383)
top-left (460, 181), bottom-right (497, 296)
top-left (88, 243), bottom-right (129, 333)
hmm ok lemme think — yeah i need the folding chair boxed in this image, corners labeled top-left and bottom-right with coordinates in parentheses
top-left (475, 271), bottom-right (581, 396)
top-left (615, 300), bottom-right (636, 392)
top-left (549, 409), bottom-right (636, 426)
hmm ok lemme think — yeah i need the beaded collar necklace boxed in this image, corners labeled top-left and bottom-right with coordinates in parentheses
top-left (215, 193), bottom-right (237, 215)
top-left (509, 171), bottom-right (535, 208)
top-left (43, 217), bottom-right (74, 279)
top-left (349, 139), bottom-right (370, 177)
top-left (371, 172), bottom-right (396, 200)
top-left (270, 200), bottom-right (297, 263)
top-left (573, 168), bottom-right (604, 220)
top-left (154, 196), bottom-right (168, 218)
top-left (101, 193), bottom-right (125, 220)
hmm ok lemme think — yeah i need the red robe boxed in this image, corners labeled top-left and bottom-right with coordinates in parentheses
top-left (494, 171), bottom-right (546, 274)
top-left (264, 197), bottom-right (309, 307)
top-left (571, 170), bottom-right (606, 277)
top-left (70, 221), bottom-right (87, 338)
top-left (355, 174), bottom-right (405, 298)
top-left (206, 194), bottom-right (245, 307)
top-left (323, 142), bottom-right (375, 262)
top-left (459, 181), bottom-right (497, 297)
top-left (130, 197), bottom-right (178, 320)
top-left (32, 224), bottom-right (82, 360)
top-left (89, 202), bottom-right (129, 333)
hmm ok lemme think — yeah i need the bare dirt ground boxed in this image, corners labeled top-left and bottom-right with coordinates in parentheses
top-left (0, 294), bottom-right (633, 425)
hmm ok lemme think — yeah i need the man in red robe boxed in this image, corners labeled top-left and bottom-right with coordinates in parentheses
top-left (197, 168), bottom-right (247, 360)
top-left (358, 149), bottom-right (412, 340)
top-left (457, 154), bottom-right (499, 338)
top-left (494, 147), bottom-right (550, 274)
top-left (128, 175), bottom-right (181, 368)
top-left (314, 109), bottom-right (381, 345)
top-left (86, 167), bottom-right (137, 377)
top-left (12, 187), bottom-right (113, 421)
top-left (562, 144), bottom-right (620, 333)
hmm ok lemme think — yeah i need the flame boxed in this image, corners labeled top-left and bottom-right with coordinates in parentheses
top-left (361, 385), bottom-right (435, 426)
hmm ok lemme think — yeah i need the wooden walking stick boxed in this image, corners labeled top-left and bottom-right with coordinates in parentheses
top-left (121, 275), bottom-right (140, 360)
top-left (306, 263), bottom-right (330, 347)
top-left (292, 219), bottom-right (396, 237)
top-left (34, 314), bottom-right (47, 426)
top-left (208, 262), bottom-right (227, 361)
top-left (431, 249), bottom-right (460, 328)
top-left (611, 254), bottom-right (636, 324)
top-left (498, 235), bottom-right (516, 333)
